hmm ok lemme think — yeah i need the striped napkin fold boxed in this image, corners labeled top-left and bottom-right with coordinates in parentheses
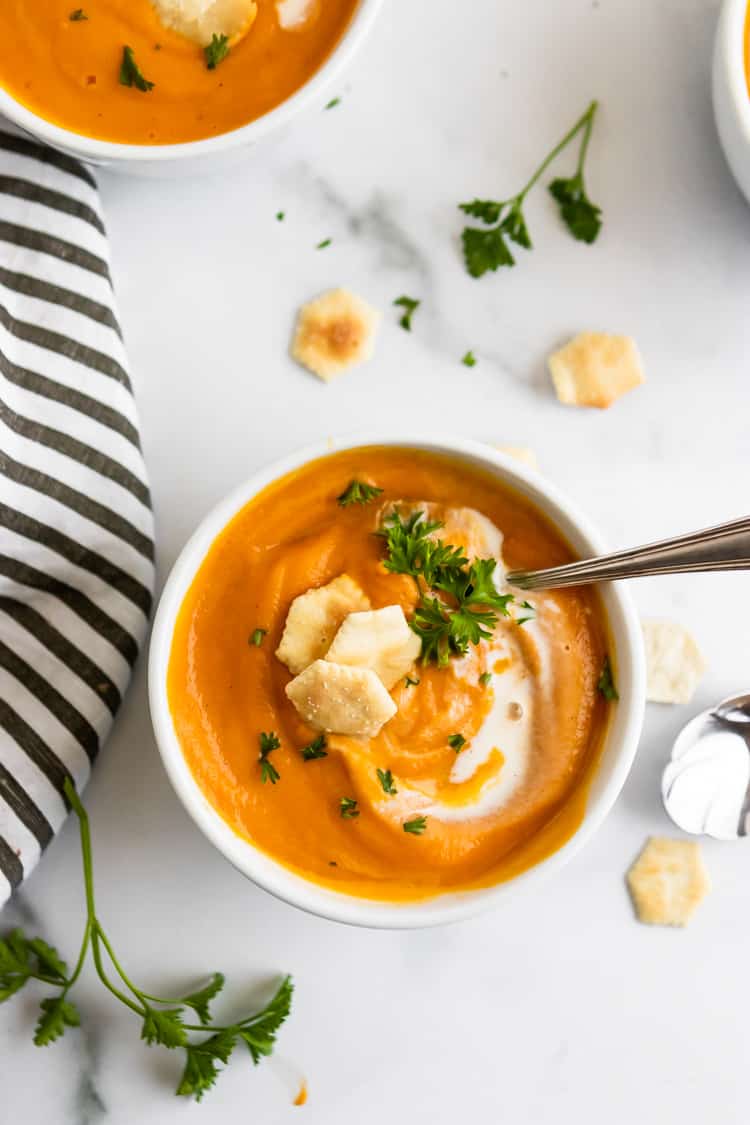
top-left (0, 126), bottom-right (154, 906)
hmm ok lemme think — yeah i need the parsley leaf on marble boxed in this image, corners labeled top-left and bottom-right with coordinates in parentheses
top-left (458, 100), bottom-right (601, 277)
top-left (337, 479), bottom-right (384, 507)
top-left (393, 295), bottom-right (420, 331)
top-left (316, 238), bottom-right (332, 249)
top-left (119, 46), bottom-right (154, 92)
top-left (597, 657), bottom-right (619, 701)
top-left (403, 816), bottom-right (428, 835)
top-left (0, 779), bottom-right (292, 1101)
top-left (376, 768), bottom-right (398, 795)
top-left (462, 350), bottom-right (477, 367)
top-left (204, 33), bottom-right (230, 70)
top-left (300, 734), bottom-right (328, 761)
top-left (325, 96), bottom-right (341, 109)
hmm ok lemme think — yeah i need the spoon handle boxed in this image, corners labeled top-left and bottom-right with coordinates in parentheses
top-left (506, 516), bottom-right (750, 591)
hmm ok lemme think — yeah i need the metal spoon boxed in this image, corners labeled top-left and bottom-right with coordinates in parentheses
top-left (506, 516), bottom-right (750, 591)
top-left (662, 692), bottom-right (750, 840)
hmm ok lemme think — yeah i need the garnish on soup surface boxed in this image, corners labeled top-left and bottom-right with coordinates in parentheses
top-left (168, 447), bottom-right (614, 902)
top-left (0, 0), bottom-right (358, 145)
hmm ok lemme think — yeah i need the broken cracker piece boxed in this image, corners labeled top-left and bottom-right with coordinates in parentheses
top-left (152, 0), bottom-right (257, 46)
top-left (325, 605), bottom-right (422, 690)
top-left (292, 288), bottom-right (380, 382)
top-left (276, 574), bottom-right (370, 675)
top-left (548, 332), bottom-right (645, 409)
top-left (627, 836), bottom-right (710, 927)
top-left (642, 619), bottom-right (706, 705)
top-left (285, 659), bottom-right (397, 737)
top-left (496, 445), bottom-right (539, 470)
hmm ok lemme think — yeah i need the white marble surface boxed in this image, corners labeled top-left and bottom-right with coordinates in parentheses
top-left (4, 0), bottom-right (750, 1121)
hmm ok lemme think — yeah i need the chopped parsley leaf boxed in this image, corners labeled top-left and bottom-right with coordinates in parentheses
top-left (300, 735), bottom-right (328, 762)
top-left (258, 731), bottom-right (281, 784)
top-left (249, 628), bottom-right (267, 647)
top-left (337, 479), bottom-right (383, 507)
top-left (69, 9), bottom-right (87, 20)
top-left (403, 816), bottom-right (427, 835)
top-left (393, 295), bottom-right (420, 331)
top-left (479, 672), bottom-right (492, 686)
top-left (119, 46), bottom-right (154, 92)
top-left (462, 350), bottom-right (477, 367)
top-left (376, 768), bottom-right (397, 795)
top-left (515, 600), bottom-right (536, 627)
top-left (204, 33), bottom-right (230, 70)
top-left (597, 657), bottom-right (619, 701)
top-left (448, 733), bottom-right (466, 753)
top-left (276, 211), bottom-right (285, 221)
top-left (404, 675), bottom-right (420, 687)
top-left (339, 797), bottom-right (359, 819)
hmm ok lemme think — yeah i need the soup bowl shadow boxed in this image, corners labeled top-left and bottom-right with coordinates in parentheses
top-left (0, 0), bottom-right (383, 176)
top-left (148, 434), bottom-right (646, 928)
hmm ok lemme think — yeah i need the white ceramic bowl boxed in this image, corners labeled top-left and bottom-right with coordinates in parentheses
top-left (148, 435), bottom-right (646, 928)
top-left (713, 0), bottom-right (750, 205)
top-left (0, 0), bottom-right (382, 175)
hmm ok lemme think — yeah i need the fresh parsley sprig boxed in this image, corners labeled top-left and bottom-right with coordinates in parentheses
top-left (0, 779), bottom-right (292, 1102)
top-left (378, 511), bottom-right (515, 666)
top-left (376, 510), bottom-right (467, 590)
top-left (459, 100), bottom-right (601, 278)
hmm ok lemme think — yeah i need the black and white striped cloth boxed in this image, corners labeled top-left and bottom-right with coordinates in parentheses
top-left (0, 126), bottom-right (154, 905)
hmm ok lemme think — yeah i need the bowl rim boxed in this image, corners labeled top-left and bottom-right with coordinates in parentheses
top-left (148, 433), bottom-right (646, 929)
top-left (715, 0), bottom-right (750, 142)
top-left (0, 0), bottom-right (382, 163)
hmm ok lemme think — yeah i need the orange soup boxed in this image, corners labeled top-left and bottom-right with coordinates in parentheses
top-left (0, 1), bottom-right (358, 145)
top-left (168, 447), bottom-right (614, 902)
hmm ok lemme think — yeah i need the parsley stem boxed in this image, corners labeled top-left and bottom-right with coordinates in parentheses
top-left (575, 101), bottom-right (598, 175)
top-left (62, 779), bottom-right (145, 1017)
top-left (90, 929), bottom-right (145, 1016)
top-left (517, 100), bottom-right (597, 201)
top-left (62, 918), bottom-right (91, 994)
top-left (93, 924), bottom-right (146, 1012)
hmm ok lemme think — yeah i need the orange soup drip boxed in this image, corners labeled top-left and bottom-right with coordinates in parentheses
top-left (0, 1), bottom-right (358, 144)
top-left (167, 447), bottom-right (612, 902)
top-left (293, 1081), bottom-right (307, 1106)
